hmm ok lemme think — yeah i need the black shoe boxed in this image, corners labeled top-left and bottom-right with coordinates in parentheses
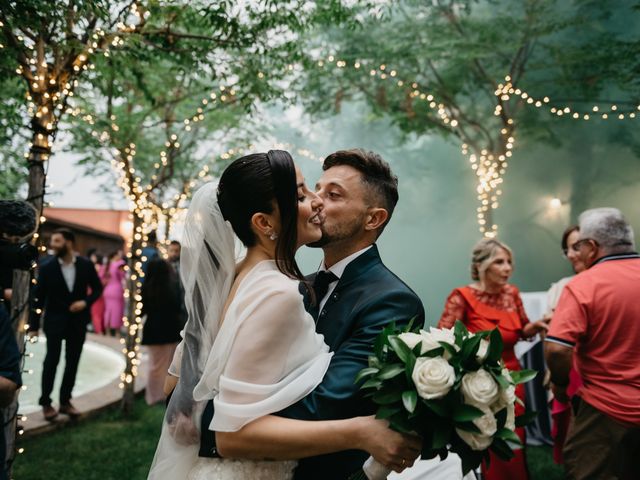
top-left (43, 404), bottom-right (58, 421)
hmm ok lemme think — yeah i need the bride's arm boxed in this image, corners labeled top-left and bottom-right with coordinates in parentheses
top-left (216, 415), bottom-right (421, 473)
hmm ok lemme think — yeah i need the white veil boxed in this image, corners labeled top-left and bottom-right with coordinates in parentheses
top-left (148, 181), bottom-right (239, 479)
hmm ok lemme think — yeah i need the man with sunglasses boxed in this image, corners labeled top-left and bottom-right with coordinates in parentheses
top-left (545, 208), bottom-right (640, 480)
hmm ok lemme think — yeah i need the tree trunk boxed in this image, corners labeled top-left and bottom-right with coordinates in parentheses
top-left (5, 125), bottom-right (53, 476)
top-left (121, 214), bottom-right (143, 414)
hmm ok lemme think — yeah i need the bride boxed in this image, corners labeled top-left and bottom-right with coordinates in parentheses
top-left (148, 150), bottom-right (420, 479)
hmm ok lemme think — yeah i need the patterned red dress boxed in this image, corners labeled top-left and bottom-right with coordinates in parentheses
top-left (438, 284), bottom-right (530, 480)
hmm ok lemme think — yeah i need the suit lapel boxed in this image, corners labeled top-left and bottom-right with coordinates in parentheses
top-left (314, 245), bottom-right (382, 340)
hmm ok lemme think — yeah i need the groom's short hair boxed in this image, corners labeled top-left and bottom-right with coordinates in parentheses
top-left (323, 149), bottom-right (399, 235)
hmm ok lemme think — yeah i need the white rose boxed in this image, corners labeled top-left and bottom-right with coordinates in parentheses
top-left (461, 369), bottom-right (500, 407)
top-left (505, 402), bottom-right (516, 431)
top-left (501, 383), bottom-right (516, 405)
top-left (455, 429), bottom-right (493, 451)
top-left (455, 407), bottom-right (498, 451)
top-left (476, 338), bottom-right (490, 363)
top-left (419, 327), bottom-right (459, 358)
top-left (411, 356), bottom-right (456, 400)
top-left (397, 332), bottom-right (428, 354)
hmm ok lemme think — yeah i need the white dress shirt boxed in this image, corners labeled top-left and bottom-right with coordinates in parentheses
top-left (58, 256), bottom-right (77, 292)
top-left (317, 245), bottom-right (373, 313)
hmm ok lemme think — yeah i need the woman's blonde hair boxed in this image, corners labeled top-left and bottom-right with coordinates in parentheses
top-left (471, 238), bottom-right (513, 281)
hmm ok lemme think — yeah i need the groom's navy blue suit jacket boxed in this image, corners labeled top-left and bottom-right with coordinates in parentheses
top-left (279, 244), bottom-right (426, 480)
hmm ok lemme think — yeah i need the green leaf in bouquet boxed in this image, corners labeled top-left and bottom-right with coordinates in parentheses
top-left (389, 413), bottom-right (414, 434)
top-left (405, 352), bottom-right (417, 383)
top-left (402, 390), bottom-right (418, 413)
top-left (490, 437), bottom-right (515, 461)
top-left (431, 422), bottom-right (452, 450)
top-left (438, 448), bottom-right (449, 462)
top-left (495, 407), bottom-right (508, 430)
top-left (439, 342), bottom-right (458, 358)
top-left (423, 398), bottom-right (451, 417)
top-left (509, 369), bottom-right (538, 385)
top-left (361, 378), bottom-right (383, 389)
top-left (453, 403), bottom-right (485, 423)
top-left (460, 335), bottom-right (483, 364)
top-left (490, 370), bottom-right (511, 390)
top-left (515, 410), bottom-right (538, 427)
top-left (495, 427), bottom-right (522, 446)
top-left (376, 405), bottom-right (402, 420)
top-left (486, 328), bottom-right (504, 364)
top-left (368, 356), bottom-right (382, 369)
top-left (354, 367), bottom-right (379, 384)
top-left (454, 320), bottom-right (469, 345)
top-left (423, 346), bottom-right (445, 358)
top-left (460, 448), bottom-right (484, 475)
top-left (403, 315), bottom-right (418, 333)
top-left (374, 325), bottom-right (393, 359)
top-left (455, 421), bottom-right (482, 433)
top-left (378, 363), bottom-right (405, 380)
top-left (388, 336), bottom-right (415, 364)
top-left (373, 390), bottom-right (402, 405)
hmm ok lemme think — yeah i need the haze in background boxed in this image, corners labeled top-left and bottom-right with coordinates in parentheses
top-left (50, 100), bottom-right (640, 325)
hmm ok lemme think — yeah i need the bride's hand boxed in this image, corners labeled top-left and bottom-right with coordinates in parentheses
top-left (356, 416), bottom-right (422, 473)
top-left (168, 412), bottom-right (200, 446)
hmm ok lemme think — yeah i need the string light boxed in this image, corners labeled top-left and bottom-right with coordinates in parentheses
top-left (497, 75), bottom-right (639, 121)
top-left (317, 55), bottom-right (513, 236)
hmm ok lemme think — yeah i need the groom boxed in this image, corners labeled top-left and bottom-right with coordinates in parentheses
top-left (281, 149), bottom-right (426, 479)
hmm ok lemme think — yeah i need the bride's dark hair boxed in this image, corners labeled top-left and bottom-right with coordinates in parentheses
top-left (217, 150), bottom-right (305, 282)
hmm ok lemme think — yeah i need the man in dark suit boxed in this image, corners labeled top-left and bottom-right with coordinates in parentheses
top-left (29, 228), bottom-right (103, 420)
top-left (282, 149), bottom-right (425, 479)
top-left (211, 149), bottom-right (425, 478)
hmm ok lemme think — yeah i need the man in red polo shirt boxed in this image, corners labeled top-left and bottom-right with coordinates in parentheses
top-left (545, 207), bottom-right (640, 480)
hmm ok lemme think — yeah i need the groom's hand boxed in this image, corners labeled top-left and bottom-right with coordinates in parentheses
top-left (358, 417), bottom-right (422, 473)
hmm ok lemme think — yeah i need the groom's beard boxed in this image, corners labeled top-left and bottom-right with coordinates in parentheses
top-left (307, 214), bottom-right (365, 249)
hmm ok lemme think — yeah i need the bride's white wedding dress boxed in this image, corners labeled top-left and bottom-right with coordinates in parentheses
top-left (185, 260), bottom-right (331, 479)
top-left (147, 182), bottom-right (332, 480)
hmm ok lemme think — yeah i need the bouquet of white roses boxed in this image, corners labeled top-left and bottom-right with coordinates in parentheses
top-left (354, 320), bottom-right (537, 479)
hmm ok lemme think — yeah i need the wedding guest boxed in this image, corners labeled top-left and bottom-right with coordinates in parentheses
top-left (544, 225), bottom-right (586, 464)
top-left (141, 231), bottom-right (159, 279)
top-left (102, 250), bottom-right (126, 337)
top-left (545, 208), bottom-right (640, 480)
top-left (438, 238), bottom-right (549, 480)
top-left (141, 258), bottom-right (182, 405)
top-left (167, 240), bottom-right (186, 327)
top-left (87, 249), bottom-right (106, 335)
top-left (0, 300), bottom-right (21, 480)
top-left (29, 229), bottom-right (103, 420)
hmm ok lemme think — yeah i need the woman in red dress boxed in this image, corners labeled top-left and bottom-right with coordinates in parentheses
top-left (438, 238), bottom-right (549, 480)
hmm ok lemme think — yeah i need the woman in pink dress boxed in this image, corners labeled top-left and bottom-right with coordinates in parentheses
top-left (102, 250), bottom-right (126, 336)
top-left (88, 249), bottom-right (107, 334)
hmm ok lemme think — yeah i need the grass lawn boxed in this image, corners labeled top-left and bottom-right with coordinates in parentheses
top-left (14, 399), bottom-right (565, 479)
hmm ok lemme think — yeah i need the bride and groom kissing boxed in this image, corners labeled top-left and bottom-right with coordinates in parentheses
top-left (149, 149), bottom-right (426, 480)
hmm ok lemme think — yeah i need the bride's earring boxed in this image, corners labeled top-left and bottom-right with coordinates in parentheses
top-left (269, 231), bottom-right (278, 241)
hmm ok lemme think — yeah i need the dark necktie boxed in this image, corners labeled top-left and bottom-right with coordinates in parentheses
top-left (310, 270), bottom-right (338, 319)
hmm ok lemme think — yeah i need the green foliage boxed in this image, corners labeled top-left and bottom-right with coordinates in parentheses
top-left (299, 0), bottom-right (640, 151)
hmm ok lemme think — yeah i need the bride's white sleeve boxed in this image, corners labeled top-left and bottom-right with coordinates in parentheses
top-left (209, 277), bottom-right (332, 432)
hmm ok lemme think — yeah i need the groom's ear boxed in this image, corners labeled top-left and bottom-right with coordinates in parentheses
top-left (364, 207), bottom-right (389, 232)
